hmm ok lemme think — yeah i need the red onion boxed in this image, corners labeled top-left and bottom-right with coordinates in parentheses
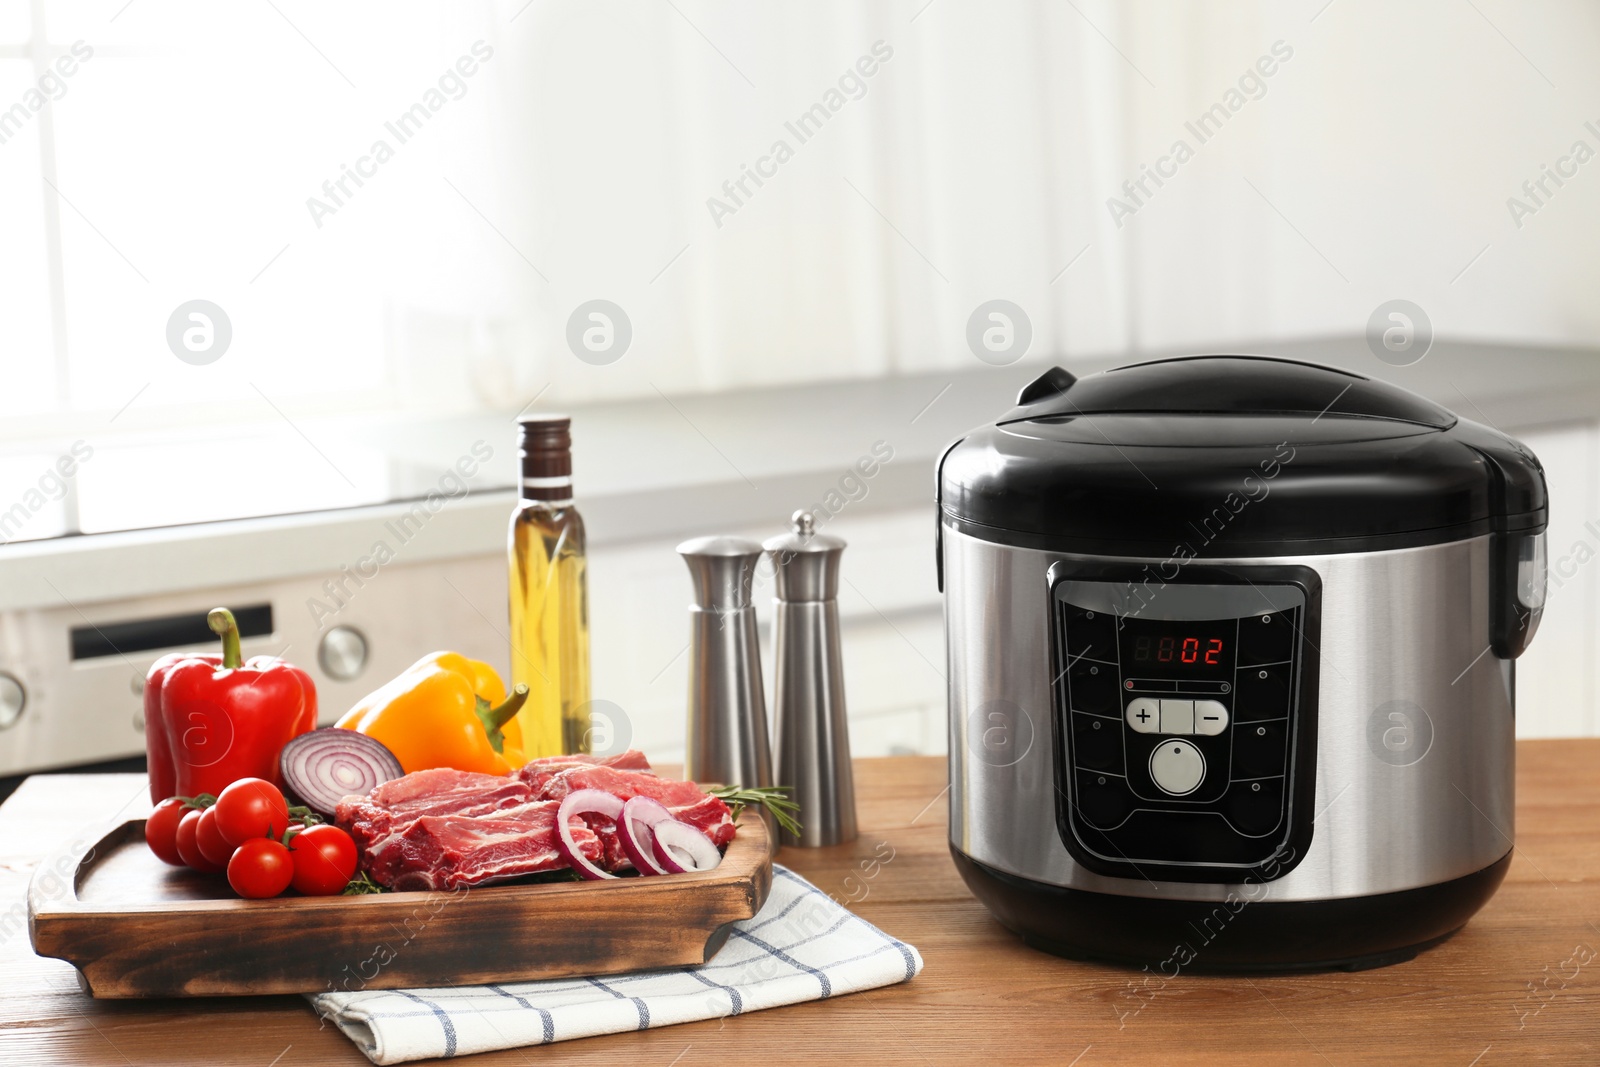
top-left (618, 797), bottom-right (673, 876)
top-left (555, 789), bottom-right (623, 880)
top-left (652, 819), bottom-right (722, 874)
top-left (279, 729), bottom-right (403, 819)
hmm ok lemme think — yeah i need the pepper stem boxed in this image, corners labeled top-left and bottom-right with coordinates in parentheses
top-left (207, 608), bottom-right (242, 670)
top-left (475, 684), bottom-right (530, 754)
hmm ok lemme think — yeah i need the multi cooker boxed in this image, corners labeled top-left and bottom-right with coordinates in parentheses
top-left (939, 355), bottom-right (1547, 971)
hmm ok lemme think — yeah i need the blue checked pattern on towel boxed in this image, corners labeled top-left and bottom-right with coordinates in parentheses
top-left (309, 866), bottom-right (923, 1064)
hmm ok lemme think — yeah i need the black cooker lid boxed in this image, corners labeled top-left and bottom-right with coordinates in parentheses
top-left (939, 355), bottom-right (1547, 556)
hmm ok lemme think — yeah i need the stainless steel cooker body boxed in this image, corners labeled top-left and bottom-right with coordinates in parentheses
top-left (938, 356), bottom-right (1545, 968)
top-left (944, 524), bottom-right (1514, 905)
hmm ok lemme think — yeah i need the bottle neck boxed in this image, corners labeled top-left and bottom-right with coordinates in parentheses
top-left (519, 475), bottom-right (573, 508)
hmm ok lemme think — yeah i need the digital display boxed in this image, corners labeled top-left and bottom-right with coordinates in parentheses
top-left (1116, 616), bottom-right (1236, 680)
top-left (1134, 633), bottom-right (1223, 665)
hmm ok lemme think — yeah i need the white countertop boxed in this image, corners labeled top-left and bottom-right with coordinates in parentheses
top-left (1, 337), bottom-right (1595, 612)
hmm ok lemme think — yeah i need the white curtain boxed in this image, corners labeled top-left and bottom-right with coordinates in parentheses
top-left (460, 0), bottom-right (1124, 407)
top-left (9, 0), bottom-right (1600, 434)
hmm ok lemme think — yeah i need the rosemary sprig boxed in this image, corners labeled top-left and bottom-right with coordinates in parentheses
top-left (706, 784), bottom-right (802, 838)
top-left (341, 871), bottom-right (387, 895)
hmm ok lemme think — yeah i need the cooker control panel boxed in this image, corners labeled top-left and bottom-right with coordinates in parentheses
top-left (1048, 567), bottom-right (1320, 883)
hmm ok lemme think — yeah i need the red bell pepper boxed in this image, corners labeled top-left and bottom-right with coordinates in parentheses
top-left (144, 607), bottom-right (317, 804)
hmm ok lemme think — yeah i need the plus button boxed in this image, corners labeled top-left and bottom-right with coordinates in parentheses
top-left (1125, 697), bottom-right (1161, 735)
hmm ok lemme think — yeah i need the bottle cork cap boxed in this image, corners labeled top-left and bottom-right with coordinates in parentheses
top-left (518, 414), bottom-right (573, 498)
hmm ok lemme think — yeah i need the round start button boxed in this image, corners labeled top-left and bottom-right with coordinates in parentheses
top-left (1149, 739), bottom-right (1206, 796)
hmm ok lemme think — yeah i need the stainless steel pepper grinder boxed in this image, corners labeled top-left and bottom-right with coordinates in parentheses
top-left (764, 510), bottom-right (857, 847)
top-left (677, 537), bottom-right (773, 800)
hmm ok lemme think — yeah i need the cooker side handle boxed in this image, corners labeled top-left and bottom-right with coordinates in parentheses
top-left (1491, 530), bottom-right (1546, 659)
top-left (1455, 426), bottom-right (1548, 660)
top-left (933, 436), bottom-right (966, 594)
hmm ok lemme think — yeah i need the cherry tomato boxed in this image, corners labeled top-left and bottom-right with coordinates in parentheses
top-left (227, 837), bottom-right (295, 899)
top-left (213, 778), bottom-right (290, 847)
top-left (195, 806), bottom-right (237, 868)
top-left (145, 797), bottom-right (188, 867)
top-left (175, 808), bottom-right (225, 873)
top-left (288, 824), bottom-right (358, 896)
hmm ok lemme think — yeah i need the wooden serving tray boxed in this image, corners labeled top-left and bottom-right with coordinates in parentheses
top-left (29, 812), bottom-right (772, 999)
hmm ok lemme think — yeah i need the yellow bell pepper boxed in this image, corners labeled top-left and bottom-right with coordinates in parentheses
top-left (335, 652), bottom-right (529, 775)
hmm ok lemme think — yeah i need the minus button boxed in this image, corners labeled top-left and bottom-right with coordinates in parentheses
top-left (1194, 699), bottom-right (1230, 736)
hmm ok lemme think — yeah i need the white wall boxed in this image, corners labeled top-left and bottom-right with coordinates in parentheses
top-left (586, 509), bottom-right (946, 763)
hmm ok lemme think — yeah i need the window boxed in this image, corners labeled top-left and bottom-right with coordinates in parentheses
top-left (3, 3), bottom-right (509, 444)
top-left (3, 2), bottom-right (1106, 459)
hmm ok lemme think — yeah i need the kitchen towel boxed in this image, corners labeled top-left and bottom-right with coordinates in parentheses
top-left (309, 866), bottom-right (923, 1064)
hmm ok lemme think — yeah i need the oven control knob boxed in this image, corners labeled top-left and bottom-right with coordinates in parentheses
top-left (1149, 739), bottom-right (1205, 796)
top-left (318, 627), bottom-right (369, 682)
top-left (0, 671), bottom-right (26, 730)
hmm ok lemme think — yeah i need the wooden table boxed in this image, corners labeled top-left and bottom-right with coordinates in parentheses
top-left (2, 745), bottom-right (1597, 1066)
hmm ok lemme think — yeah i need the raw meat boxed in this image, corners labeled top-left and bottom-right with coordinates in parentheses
top-left (338, 752), bottom-right (734, 889)
top-left (532, 764), bottom-right (736, 848)
top-left (367, 800), bottom-right (603, 891)
top-left (518, 752), bottom-right (663, 869)
top-left (516, 750), bottom-right (654, 793)
top-left (364, 768), bottom-right (521, 808)
top-left (337, 768), bottom-right (532, 861)
top-left (582, 813), bottom-right (631, 873)
top-left (342, 771), bottom-right (531, 838)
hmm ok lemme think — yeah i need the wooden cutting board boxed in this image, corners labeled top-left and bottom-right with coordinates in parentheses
top-left (28, 811), bottom-right (772, 999)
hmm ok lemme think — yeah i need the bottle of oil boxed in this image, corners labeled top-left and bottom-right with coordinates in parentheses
top-left (508, 414), bottom-right (591, 757)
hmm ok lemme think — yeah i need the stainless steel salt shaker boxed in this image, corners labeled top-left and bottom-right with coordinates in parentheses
top-left (677, 537), bottom-right (773, 797)
top-left (764, 511), bottom-right (857, 847)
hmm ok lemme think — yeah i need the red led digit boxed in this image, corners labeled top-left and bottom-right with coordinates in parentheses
top-left (1205, 638), bottom-right (1223, 665)
top-left (1181, 637), bottom-right (1199, 664)
top-left (1157, 636), bottom-right (1174, 663)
